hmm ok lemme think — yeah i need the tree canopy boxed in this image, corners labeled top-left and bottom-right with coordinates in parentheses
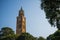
top-left (0, 27), bottom-right (46, 40)
top-left (41, 0), bottom-right (60, 30)
top-left (38, 36), bottom-right (46, 40)
top-left (47, 30), bottom-right (60, 40)
top-left (0, 27), bottom-right (14, 35)
top-left (16, 33), bottom-right (36, 40)
top-left (0, 27), bottom-right (15, 40)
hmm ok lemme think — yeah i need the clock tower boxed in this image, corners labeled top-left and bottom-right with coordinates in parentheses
top-left (16, 7), bottom-right (26, 35)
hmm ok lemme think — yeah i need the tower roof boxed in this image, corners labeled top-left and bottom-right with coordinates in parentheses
top-left (21, 7), bottom-right (23, 10)
top-left (20, 7), bottom-right (24, 11)
top-left (19, 7), bottom-right (24, 16)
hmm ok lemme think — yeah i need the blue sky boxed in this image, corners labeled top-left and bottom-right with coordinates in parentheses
top-left (0, 0), bottom-right (57, 38)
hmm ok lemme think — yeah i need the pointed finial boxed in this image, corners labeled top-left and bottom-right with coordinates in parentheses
top-left (21, 6), bottom-right (23, 11)
top-left (19, 6), bottom-right (24, 12)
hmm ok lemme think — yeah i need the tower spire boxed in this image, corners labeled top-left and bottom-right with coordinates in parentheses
top-left (21, 6), bottom-right (23, 11)
top-left (19, 7), bottom-right (24, 16)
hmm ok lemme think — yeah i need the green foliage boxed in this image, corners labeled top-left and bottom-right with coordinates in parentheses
top-left (47, 30), bottom-right (60, 40)
top-left (38, 36), bottom-right (46, 40)
top-left (1, 27), bottom-right (14, 35)
top-left (41, 0), bottom-right (60, 30)
top-left (16, 33), bottom-right (36, 40)
top-left (0, 27), bottom-right (46, 40)
top-left (0, 27), bottom-right (15, 40)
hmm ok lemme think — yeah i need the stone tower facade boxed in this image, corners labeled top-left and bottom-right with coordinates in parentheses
top-left (16, 7), bottom-right (26, 35)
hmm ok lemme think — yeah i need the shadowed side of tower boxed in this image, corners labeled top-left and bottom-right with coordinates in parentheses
top-left (16, 7), bottom-right (26, 35)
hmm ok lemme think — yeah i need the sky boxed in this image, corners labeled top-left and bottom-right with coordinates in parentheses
top-left (0, 0), bottom-right (57, 38)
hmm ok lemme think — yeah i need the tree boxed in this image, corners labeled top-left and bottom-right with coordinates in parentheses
top-left (41, 0), bottom-right (60, 30)
top-left (16, 33), bottom-right (36, 40)
top-left (38, 36), bottom-right (46, 40)
top-left (0, 27), bottom-right (14, 35)
top-left (0, 27), bottom-right (15, 40)
top-left (47, 30), bottom-right (60, 40)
